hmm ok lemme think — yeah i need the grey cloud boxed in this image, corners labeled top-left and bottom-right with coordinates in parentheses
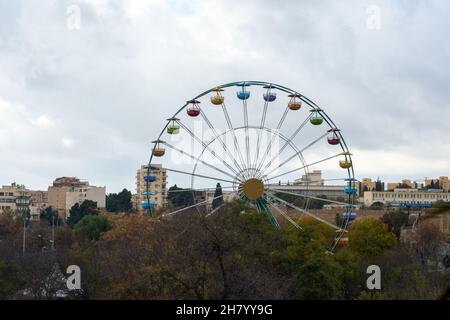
top-left (0, 0), bottom-right (449, 192)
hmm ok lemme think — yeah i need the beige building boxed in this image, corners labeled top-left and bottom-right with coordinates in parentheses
top-left (364, 189), bottom-right (450, 207)
top-left (0, 183), bottom-right (50, 221)
top-left (0, 184), bottom-right (20, 213)
top-left (360, 178), bottom-right (376, 191)
top-left (387, 179), bottom-right (419, 191)
top-left (425, 176), bottom-right (450, 192)
top-left (354, 178), bottom-right (377, 194)
top-left (440, 176), bottom-right (450, 192)
top-left (274, 170), bottom-right (357, 200)
top-left (29, 190), bottom-right (48, 218)
top-left (294, 170), bottom-right (324, 186)
top-left (136, 164), bottom-right (167, 211)
top-left (48, 177), bottom-right (105, 220)
top-left (269, 184), bottom-right (354, 200)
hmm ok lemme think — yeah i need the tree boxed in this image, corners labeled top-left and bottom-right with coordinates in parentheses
top-left (81, 200), bottom-right (291, 299)
top-left (75, 215), bottom-right (111, 241)
top-left (335, 213), bottom-right (343, 226)
top-left (276, 218), bottom-right (345, 299)
top-left (429, 180), bottom-right (435, 189)
top-left (435, 180), bottom-right (441, 189)
top-left (382, 210), bottom-right (409, 238)
top-left (117, 189), bottom-right (132, 212)
top-left (290, 242), bottom-right (345, 299)
top-left (348, 218), bottom-right (397, 258)
top-left (167, 185), bottom-right (194, 207)
top-left (0, 260), bottom-right (20, 299)
top-left (106, 194), bottom-right (118, 212)
top-left (40, 206), bottom-right (62, 226)
top-left (407, 221), bottom-right (447, 268)
top-left (67, 200), bottom-right (98, 228)
top-left (431, 200), bottom-right (450, 214)
top-left (16, 252), bottom-right (67, 299)
top-left (212, 183), bottom-right (224, 209)
top-left (308, 195), bottom-right (327, 209)
top-left (375, 178), bottom-right (384, 191)
top-left (106, 189), bottom-right (132, 213)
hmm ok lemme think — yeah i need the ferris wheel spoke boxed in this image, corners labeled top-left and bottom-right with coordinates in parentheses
top-left (265, 152), bottom-right (345, 182)
top-left (256, 198), bottom-right (280, 228)
top-left (262, 131), bottom-right (329, 177)
top-left (176, 121), bottom-right (243, 180)
top-left (199, 110), bottom-right (247, 177)
top-left (163, 193), bottom-right (228, 218)
top-left (266, 198), bottom-right (304, 231)
top-left (267, 192), bottom-right (340, 230)
top-left (164, 168), bottom-right (236, 184)
top-left (163, 141), bottom-right (239, 181)
top-left (167, 186), bottom-right (235, 194)
top-left (267, 189), bottom-right (353, 206)
top-left (257, 113), bottom-right (312, 174)
top-left (265, 177), bottom-right (352, 187)
top-left (253, 87), bottom-right (270, 172)
top-left (205, 197), bottom-right (234, 217)
top-left (221, 102), bottom-right (248, 179)
top-left (324, 177), bottom-right (358, 182)
top-left (255, 106), bottom-right (290, 173)
top-left (242, 97), bottom-right (251, 174)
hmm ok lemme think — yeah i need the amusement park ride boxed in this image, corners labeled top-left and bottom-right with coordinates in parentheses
top-left (144, 81), bottom-right (357, 251)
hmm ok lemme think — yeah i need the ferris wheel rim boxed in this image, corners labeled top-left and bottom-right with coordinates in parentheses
top-left (145, 80), bottom-right (356, 251)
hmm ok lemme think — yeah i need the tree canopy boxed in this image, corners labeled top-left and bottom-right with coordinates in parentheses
top-left (74, 215), bottom-right (112, 241)
top-left (348, 218), bottom-right (397, 257)
top-left (40, 206), bottom-right (62, 226)
top-left (67, 200), bottom-right (98, 228)
top-left (106, 189), bottom-right (132, 213)
top-left (167, 184), bottom-right (195, 207)
top-left (0, 199), bottom-right (448, 300)
top-left (212, 183), bottom-right (224, 209)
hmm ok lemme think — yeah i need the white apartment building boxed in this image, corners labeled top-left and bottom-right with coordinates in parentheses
top-left (0, 184), bottom-right (19, 213)
top-left (0, 183), bottom-right (44, 221)
top-left (0, 183), bottom-right (30, 213)
top-left (364, 188), bottom-right (450, 207)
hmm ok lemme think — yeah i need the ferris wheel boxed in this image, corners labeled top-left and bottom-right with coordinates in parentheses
top-left (144, 81), bottom-right (357, 250)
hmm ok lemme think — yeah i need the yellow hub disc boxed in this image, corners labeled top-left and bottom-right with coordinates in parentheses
top-left (242, 178), bottom-right (264, 200)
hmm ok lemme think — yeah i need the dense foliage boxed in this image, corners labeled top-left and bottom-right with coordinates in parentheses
top-left (40, 207), bottom-right (63, 226)
top-left (106, 189), bottom-right (132, 213)
top-left (67, 200), bottom-right (98, 228)
top-left (74, 215), bottom-right (112, 241)
top-left (0, 201), bottom-right (448, 299)
top-left (167, 185), bottom-right (195, 207)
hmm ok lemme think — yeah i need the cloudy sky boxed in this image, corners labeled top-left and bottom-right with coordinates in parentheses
top-left (0, 0), bottom-right (449, 193)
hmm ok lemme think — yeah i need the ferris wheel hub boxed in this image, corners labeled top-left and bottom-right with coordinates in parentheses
top-left (241, 178), bottom-right (265, 201)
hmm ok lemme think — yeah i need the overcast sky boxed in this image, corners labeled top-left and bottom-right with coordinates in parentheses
top-left (0, 0), bottom-right (449, 193)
